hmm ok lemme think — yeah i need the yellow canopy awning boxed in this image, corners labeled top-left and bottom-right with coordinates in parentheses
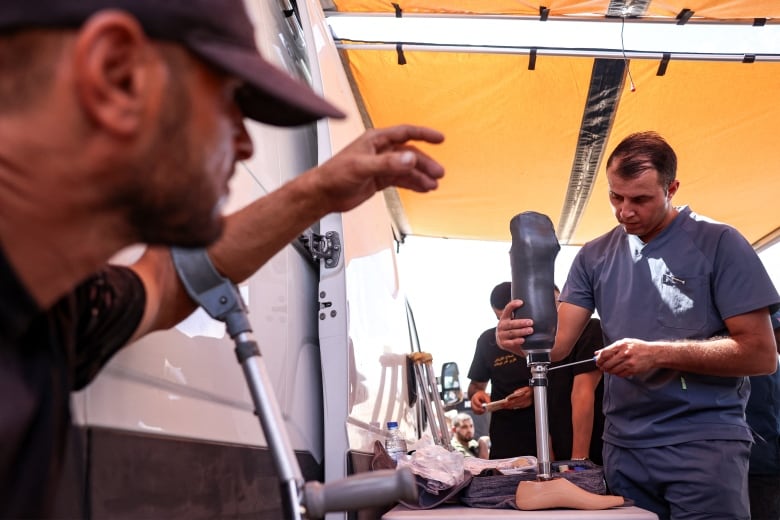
top-left (330, 1), bottom-right (780, 247)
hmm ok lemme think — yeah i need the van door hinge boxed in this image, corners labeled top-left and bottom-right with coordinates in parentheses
top-left (299, 231), bottom-right (341, 268)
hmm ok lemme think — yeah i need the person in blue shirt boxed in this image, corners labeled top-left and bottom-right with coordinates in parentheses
top-left (746, 310), bottom-right (780, 519)
top-left (496, 131), bottom-right (779, 520)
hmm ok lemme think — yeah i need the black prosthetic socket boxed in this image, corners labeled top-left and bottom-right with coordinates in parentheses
top-left (509, 212), bottom-right (560, 354)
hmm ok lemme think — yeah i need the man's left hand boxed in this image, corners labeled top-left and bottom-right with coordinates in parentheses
top-left (595, 338), bottom-right (656, 377)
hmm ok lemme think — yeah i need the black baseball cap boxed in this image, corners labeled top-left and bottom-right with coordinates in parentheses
top-left (0, 0), bottom-right (346, 126)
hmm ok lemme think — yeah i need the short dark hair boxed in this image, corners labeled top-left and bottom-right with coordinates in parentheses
top-left (490, 282), bottom-right (512, 311)
top-left (606, 131), bottom-right (677, 192)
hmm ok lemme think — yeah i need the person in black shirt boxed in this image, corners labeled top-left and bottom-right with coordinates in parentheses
top-left (468, 282), bottom-right (606, 463)
top-left (548, 287), bottom-right (606, 465)
top-left (468, 282), bottom-right (537, 459)
top-left (0, 2), bottom-right (446, 517)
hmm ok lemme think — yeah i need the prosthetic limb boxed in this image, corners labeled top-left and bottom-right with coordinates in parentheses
top-left (509, 213), bottom-right (624, 510)
top-left (515, 479), bottom-right (625, 511)
top-left (509, 212), bottom-right (559, 479)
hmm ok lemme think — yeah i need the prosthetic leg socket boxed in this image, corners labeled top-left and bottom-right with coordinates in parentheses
top-left (509, 212), bottom-right (560, 353)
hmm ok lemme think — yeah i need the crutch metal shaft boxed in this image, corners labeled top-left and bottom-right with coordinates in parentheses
top-left (423, 357), bottom-right (451, 447)
top-left (410, 355), bottom-right (441, 444)
top-left (172, 247), bottom-right (419, 518)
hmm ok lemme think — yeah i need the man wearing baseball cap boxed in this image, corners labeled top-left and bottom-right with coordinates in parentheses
top-left (0, 1), bottom-right (445, 516)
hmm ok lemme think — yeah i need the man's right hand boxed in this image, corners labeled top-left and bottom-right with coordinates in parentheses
top-left (495, 299), bottom-right (535, 356)
top-left (470, 390), bottom-right (490, 415)
top-left (306, 125), bottom-right (445, 215)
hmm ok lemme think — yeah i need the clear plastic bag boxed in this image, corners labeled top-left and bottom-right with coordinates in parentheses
top-left (399, 444), bottom-right (465, 488)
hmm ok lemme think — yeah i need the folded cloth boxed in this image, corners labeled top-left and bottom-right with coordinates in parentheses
top-left (401, 471), bottom-right (474, 509)
top-left (370, 440), bottom-right (396, 471)
top-left (461, 460), bottom-right (608, 509)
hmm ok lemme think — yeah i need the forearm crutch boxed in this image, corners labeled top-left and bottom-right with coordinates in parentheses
top-left (171, 247), bottom-right (417, 519)
top-left (409, 352), bottom-right (451, 447)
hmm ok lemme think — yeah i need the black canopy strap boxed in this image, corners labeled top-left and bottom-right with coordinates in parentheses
top-left (529, 48), bottom-right (538, 70)
top-left (753, 18), bottom-right (767, 26)
top-left (539, 6), bottom-right (550, 21)
top-left (676, 8), bottom-right (694, 25)
top-left (396, 43), bottom-right (407, 65)
top-left (743, 54), bottom-right (757, 64)
top-left (657, 53), bottom-right (671, 76)
top-left (393, 1), bottom-right (404, 66)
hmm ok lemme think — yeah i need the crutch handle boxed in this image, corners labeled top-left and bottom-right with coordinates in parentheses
top-left (409, 352), bottom-right (433, 364)
top-left (302, 466), bottom-right (418, 519)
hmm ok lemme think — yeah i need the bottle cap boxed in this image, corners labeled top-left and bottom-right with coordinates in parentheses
top-left (387, 421), bottom-right (399, 429)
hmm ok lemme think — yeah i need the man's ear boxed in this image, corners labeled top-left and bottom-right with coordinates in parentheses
top-left (667, 179), bottom-right (680, 200)
top-left (73, 11), bottom-right (154, 136)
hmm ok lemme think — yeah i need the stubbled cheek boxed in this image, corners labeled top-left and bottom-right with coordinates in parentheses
top-left (201, 132), bottom-right (234, 176)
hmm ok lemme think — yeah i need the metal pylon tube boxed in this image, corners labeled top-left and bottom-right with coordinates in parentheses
top-left (529, 359), bottom-right (552, 480)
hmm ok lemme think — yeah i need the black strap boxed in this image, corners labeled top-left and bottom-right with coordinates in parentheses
top-left (657, 53), bottom-right (671, 76)
top-left (676, 8), bottom-right (694, 25)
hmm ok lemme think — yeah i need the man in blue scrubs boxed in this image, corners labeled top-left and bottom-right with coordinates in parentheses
top-left (496, 131), bottom-right (779, 519)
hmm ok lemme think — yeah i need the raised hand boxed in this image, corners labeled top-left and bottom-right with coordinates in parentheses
top-left (306, 125), bottom-right (445, 214)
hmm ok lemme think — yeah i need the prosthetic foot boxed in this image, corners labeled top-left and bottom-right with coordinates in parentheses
top-left (515, 478), bottom-right (625, 511)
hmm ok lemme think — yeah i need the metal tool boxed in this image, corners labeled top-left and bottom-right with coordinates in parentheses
top-left (483, 358), bottom-right (597, 413)
top-left (547, 357), bottom-right (597, 372)
top-left (481, 396), bottom-right (510, 413)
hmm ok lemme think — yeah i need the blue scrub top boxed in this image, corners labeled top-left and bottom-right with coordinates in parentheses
top-left (562, 206), bottom-right (780, 448)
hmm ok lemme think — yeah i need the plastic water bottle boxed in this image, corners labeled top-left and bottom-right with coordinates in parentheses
top-left (385, 421), bottom-right (408, 466)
